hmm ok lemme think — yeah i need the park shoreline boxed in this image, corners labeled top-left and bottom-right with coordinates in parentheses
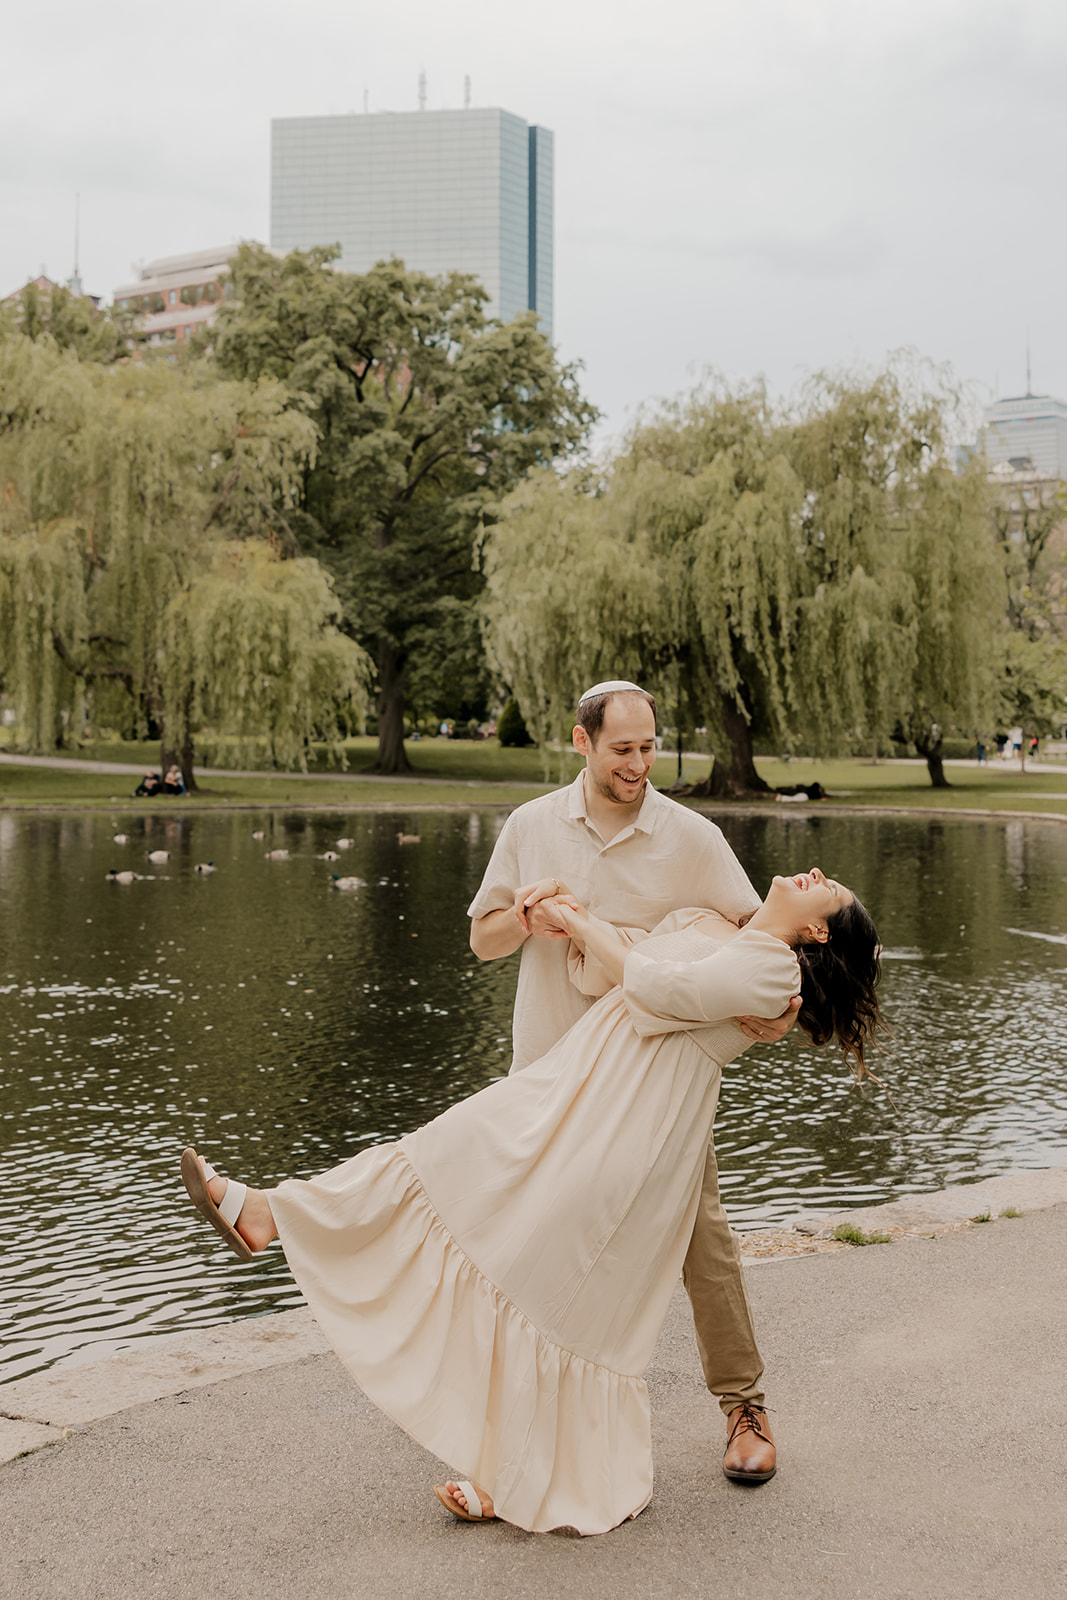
top-left (2, 783), bottom-right (1067, 826)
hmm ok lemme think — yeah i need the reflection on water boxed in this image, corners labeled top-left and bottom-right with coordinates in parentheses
top-left (1, 805), bottom-right (1065, 1383)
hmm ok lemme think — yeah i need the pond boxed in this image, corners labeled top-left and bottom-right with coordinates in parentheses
top-left (2, 804), bottom-right (1066, 1385)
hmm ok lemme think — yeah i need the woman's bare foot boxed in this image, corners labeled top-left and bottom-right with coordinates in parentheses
top-left (444, 1481), bottom-right (495, 1518)
top-left (203, 1162), bottom-right (278, 1253)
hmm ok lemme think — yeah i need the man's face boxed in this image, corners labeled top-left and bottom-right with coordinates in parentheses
top-left (574, 694), bottom-right (657, 807)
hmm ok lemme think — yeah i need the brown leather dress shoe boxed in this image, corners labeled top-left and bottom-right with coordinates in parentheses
top-left (723, 1403), bottom-right (777, 1483)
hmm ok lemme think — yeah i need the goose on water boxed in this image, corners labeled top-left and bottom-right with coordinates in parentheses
top-left (265, 849), bottom-right (289, 860)
top-left (252, 830), bottom-right (266, 841)
top-left (106, 869), bottom-right (144, 884)
top-left (331, 874), bottom-right (366, 890)
top-left (397, 831), bottom-right (421, 845)
top-left (319, 850), bottom-right (341, 861)
top-left (195, 862), bottom-right (216, 874)
top-left (147, 849), bottom-right (169, 863)
top-left (335, 837), bottom-right (355, 849)
top-left (113, 833), bottom-right (129, 844)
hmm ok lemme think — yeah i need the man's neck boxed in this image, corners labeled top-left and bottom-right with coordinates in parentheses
top-left (580, 770), bottom-right (646, 844)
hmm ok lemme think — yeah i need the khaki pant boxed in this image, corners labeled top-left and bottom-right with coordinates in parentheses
top-left (682, 1142), bottom-right (765, 1417)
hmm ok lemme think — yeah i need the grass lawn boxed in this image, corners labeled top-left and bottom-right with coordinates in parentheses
top-left (750, 756), bottom-right (1067, 818)
top-left (0, 764), bottom-right (554, 811)
top-left (1, 735), bottom-right (1065, 818)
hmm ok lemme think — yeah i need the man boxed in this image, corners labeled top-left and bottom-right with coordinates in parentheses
top-left (468, 680), bottom-right (797, 1483)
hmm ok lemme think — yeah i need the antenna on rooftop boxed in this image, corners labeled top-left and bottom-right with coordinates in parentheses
top-left (418, 70), bottom-right (427, 111)
top-left (68, 193), bottom-right (83, 297)
top-left (464, 74), bottom-right (471, 108)
top-left (1025, 329), bottom-right (1032, 396)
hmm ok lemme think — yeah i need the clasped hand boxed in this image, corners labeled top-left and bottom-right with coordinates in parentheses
top-left (512, 878), bottom-right (580, 941)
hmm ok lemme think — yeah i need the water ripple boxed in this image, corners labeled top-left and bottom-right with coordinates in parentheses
top-left (2, 807), bottom-right (1066, 1382)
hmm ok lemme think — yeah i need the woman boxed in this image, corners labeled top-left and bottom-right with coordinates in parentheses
top-left (181, 866), bottom-right (882, 1535)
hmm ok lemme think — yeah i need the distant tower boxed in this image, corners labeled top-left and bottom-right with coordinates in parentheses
top-left (272, 105), bottom-right (555, 335)
top-left (464, 75), bottom-right (471, 109)
top-left (67, 194), bottom-right (83, 298)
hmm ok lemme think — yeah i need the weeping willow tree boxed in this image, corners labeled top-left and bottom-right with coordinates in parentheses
top-left (161, 543), bottom-right (371, 771)
top-left (612, 386), bottom-right (810, 794)
top-left (0, 513), bottom-right (89, 750)
top-left (483, 387), bottom-right (816, 794)
top-left (480, 469), bottom-right (665, 775)
top-left (787, 371), bottom-right (1000, 787)
top-left (0, 332), bottom-right (369, 783)
top-left (481, 367), bottom-right (1002, 794)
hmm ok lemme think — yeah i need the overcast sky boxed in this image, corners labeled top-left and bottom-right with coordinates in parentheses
top-left (3, 0), bottom-right (1065, 439)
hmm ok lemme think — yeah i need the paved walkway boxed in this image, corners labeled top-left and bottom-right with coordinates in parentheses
top-left (2, 749), bottom-right (1065, 785)
top-left (0, 750), bottom-right (546, 787)
top-left (3, 1174), bottom-right (1065, 1600)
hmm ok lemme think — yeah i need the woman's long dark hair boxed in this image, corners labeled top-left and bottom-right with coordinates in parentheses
top-left (795, 894), bottom-right (884, 1079)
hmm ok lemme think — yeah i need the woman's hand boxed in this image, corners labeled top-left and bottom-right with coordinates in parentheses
top-left (551, 897), bottom-right (590, 949)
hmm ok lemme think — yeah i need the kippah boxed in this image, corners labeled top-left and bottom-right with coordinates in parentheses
top-left (577, 679), bottom-right (646, 707)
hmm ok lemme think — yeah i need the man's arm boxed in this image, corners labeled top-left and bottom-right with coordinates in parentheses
top-left (469, 878), bottom-right (571, 961)
top-left (469, 905), bottom-right (528, 961)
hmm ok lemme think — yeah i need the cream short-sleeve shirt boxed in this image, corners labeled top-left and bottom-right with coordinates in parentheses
top-left (468, 773), bottom-right (761, 1072)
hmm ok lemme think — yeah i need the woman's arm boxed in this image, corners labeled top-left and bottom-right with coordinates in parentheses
top-left (623, 930), bottom-right (802, 1037)
top-left (554, 900), bottom-right (643, 994)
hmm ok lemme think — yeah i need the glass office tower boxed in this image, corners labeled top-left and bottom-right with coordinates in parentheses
top-left (271, 107), bottom-right (554, 336)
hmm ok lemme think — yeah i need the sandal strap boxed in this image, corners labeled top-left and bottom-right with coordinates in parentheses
top-left (455, 1481), bottom-right (482, 1518)
top-left (217, 1178), bottom-right (247, 1228)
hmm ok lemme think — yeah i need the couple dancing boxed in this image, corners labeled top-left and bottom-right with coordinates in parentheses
top-left (182, 682), bottom-right (882, 1536)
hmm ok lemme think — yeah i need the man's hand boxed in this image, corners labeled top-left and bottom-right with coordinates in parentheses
top-left (737, 996), bottom-right (801, 1043)
top-left (514, 878), bottom-right (571, 939)
top-left (470, 879), bottom-right (574, 960)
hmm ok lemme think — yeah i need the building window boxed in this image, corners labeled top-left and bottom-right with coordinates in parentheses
top-left (168, 290), bottom-right (177, 305)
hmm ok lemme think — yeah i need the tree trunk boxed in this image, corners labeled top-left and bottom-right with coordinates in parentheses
top-left (160, 736), bottom-right (198, 793)
top-left (911, 723), bottom-right (950, 788)
top-left (680, 687), bottom-right (772, 800)
top-left (372, 637), bottom-right (413, 775)
top-left (160, 693), bottom-right (198, 793)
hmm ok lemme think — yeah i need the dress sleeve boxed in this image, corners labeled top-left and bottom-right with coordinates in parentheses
top-left (566, 920), bottom-right (650, 997)
top-left (467, 814), bottom-right (520, 920)
top-left (622, 929), bottom-right (801, 1037)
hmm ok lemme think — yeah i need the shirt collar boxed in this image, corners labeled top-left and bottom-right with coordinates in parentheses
top-left (568, 770), bottom-right (663, 840)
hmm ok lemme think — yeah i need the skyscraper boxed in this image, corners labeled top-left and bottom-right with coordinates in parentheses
top-left (982, 393), bottom-right (1067, 479)
top-left (270, 107), bottom-right (554, 337)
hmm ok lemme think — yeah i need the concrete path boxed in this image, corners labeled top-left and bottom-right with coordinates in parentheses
top-left (0, 750), bottom-right (546, 788)
top-left (3, 749), bottom-right (1066, 784)
top-left (2, 1177), bottom-right (1065, 1600)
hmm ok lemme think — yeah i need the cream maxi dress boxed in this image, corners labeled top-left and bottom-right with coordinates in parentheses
top-left (269, 910), bottom-right (800, 1536)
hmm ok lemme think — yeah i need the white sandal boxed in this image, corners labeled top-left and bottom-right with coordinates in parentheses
top-left (180, 1147), bottom-right (253, 1262)
top-left (433, 1481), bottom-right (496, 1523)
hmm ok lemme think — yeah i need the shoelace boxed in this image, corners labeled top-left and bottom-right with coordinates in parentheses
top-left (727, 1403), bottom-right (773, 1445)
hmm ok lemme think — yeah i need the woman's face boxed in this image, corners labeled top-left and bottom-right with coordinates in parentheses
top-left (766, 867), bottom-right (853, 934)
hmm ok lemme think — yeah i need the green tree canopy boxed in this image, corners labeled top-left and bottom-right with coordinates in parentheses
top-left (211, 244), bottom-right (597, 771)
top-left (481, 368), bottom-right (1004, 792)
top-left (0, 332), bottom-right (369, 781)
top-left (1, 280), bottom-right (131, 364)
